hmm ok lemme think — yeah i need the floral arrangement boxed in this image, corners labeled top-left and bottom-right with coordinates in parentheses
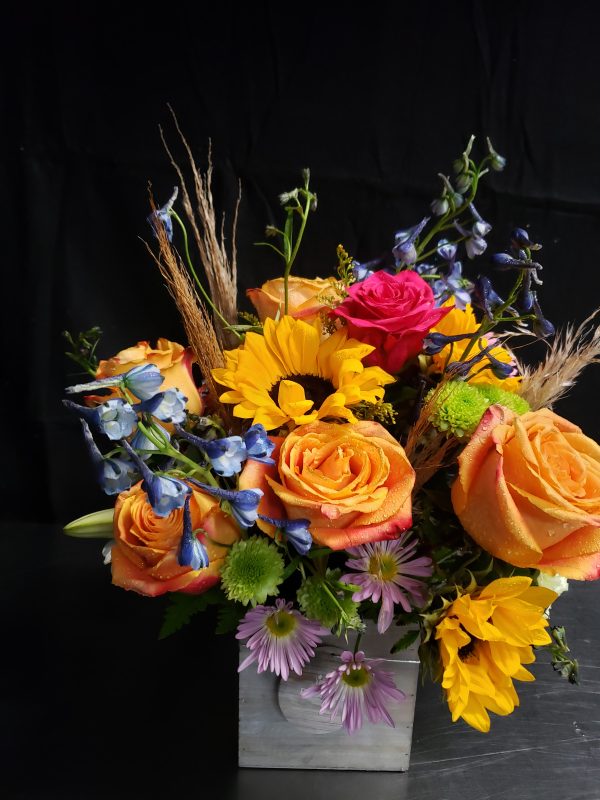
top-left (63, 133), bottom-right (600, 736)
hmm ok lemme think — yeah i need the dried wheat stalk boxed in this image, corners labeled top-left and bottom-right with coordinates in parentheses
top-left (160, 106), bottom-right (240, 348)
top-left (518, 309), bottom-right (600, 410)
top-left (404, 378), bottom-right (460, 493)
top-left (144, 196), bottom-right (225, 412)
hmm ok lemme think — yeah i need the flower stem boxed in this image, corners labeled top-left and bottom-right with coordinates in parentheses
top-left (284, 190), bottom-right (313, 315)
top-left (353, 632), bottom-right (363, 655)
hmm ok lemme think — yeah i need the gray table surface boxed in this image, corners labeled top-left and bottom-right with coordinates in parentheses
top-left (4, 524), bottom-right (599, 799)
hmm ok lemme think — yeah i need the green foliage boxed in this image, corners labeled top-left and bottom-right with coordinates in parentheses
top-left (62, 326), bottom-right (103, 377)
top-left (418, 639), bottom-right (444, 685)
top-left (391, 629), bottom-right (420, 653)
top-left (549, 625), bottom-right (579, 684)
top-left (158, 588), bottom-right (223, 640)
top-left (215, 603), bottom-right (246, 635)
top-left (297, 569), bottom-right (361, 633)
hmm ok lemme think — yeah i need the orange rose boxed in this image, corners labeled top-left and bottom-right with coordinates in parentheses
top-left (452, 405), bottom-right (600, 580)
top-left (239, 420), bottom-right (415, 550)
top-left (111, 482), bottom-right (240, 596)
top-left (247, 276), bottom-right (342, 323)
top-left (95, 338), bottom-right (203, 414)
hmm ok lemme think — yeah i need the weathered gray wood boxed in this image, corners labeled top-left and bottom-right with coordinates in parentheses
top-left (238, 624), bottom-right (420, 770)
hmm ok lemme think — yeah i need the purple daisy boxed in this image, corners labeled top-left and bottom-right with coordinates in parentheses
top-left (341, 533), bottom-right (433, 633)
top-left (236, 599), bottom-right (327, 681)
top-left (301, 650), bottom-right (405, 734)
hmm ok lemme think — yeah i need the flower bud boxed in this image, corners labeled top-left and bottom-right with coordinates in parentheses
top-left (430, 197), bottom-right (449, 216)
top-left (532, 294), bottom-right (555, 339)
top-left (472, 275), bottom-right (504, 319)
top-left (437, 239), bottom-right (458, 262)
top-left (455, 174), bottom-right (472, 193)
top-left (486, 137), bottom-right (506, 171)
top-left (465, 237), bottom-right (487, 259)
top-left (511, 227), bottom-right (531, 248)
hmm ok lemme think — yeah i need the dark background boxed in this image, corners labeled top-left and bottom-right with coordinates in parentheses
top-left (3, 3), bottom-right (600, 798)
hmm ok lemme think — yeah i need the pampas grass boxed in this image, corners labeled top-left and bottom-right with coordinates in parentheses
top-left (518, 310), bottom-right (600, 410)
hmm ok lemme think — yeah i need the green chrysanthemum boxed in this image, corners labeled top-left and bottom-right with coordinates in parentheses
top-left (221, 537), bottom-right (284, 606)
top-left (475, 384), bottom-right (530, 415)
top-left (297, 570), bottom-right (361, 631)
top-left (428, 382), bottom-right (489, 438)
top-left (428, 381), bottom-right (530, 438)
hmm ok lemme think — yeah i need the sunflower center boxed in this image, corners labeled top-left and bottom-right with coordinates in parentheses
top-left (368, 554), bottom-right (397, 582)
top-left (266, 609), bottom-right (297, 638)
top-left (342, 666), bottom-right (371, 688)
top-left (270, 374), bottom-right (334, 409)
top-left (457, 637), bottom-right (478, 662)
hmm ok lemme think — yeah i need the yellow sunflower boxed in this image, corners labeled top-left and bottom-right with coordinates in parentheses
top-left (435, 577), bottom-right (557, 733)
top-left (430, 302), bottom-right (521, 392)
top-left (212, 315), bottom-right (394, 430)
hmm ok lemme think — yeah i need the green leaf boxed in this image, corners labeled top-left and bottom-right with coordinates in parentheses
top-left (63, 509), bottom-right (114, 538)
top-left (549, 625), bottom-right (579, 685)
top-left (215, 603), bottom-right (246, 635)
top-left (391, 629), bottom-right (420, 653)
top-left (282, 556), bottom-right (301, 581)
top-left (306, 547), bottom-right (332, 560)
top-left (159, 591), bottom-right (218, 640)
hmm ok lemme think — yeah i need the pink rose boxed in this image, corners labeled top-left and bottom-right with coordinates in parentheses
top-left (334, 271), bottom-right (450, 373)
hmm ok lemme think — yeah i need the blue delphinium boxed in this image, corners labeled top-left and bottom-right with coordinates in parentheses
top-left (63, 398), bottom-right (137, 441)
top-left (393, 217), bottom-right (429, 267)
top-left (454, 204), bottom-right (492, 260)
top-left (243, 424), bottom-right (275, 464)
top-left (130, 422), bottom-right (171, 457)
top-left (147, 187), bottom-right (179, 242)
top-left (432, 240), bottom-right (473, 310)
top-left (472, 275), bottom-right (507, 320)
top-left (203, 436), bottom-right (247, 477)
top-left (144, 473), bottom-right (190, 517)
top-left (188, 480), bottom-right (263, 529)
top-left (178, 496), bottom-right (209, 570)
top-left (491, 227), bottom-right (554, 339)
top-left (121, 438), bottom-right (189, 517)
top-left (94, 398), bottom-right (138, 440)
top-left (422, 331), bottom-right (474, 355)
top-left (531, 293), bottom-right (555, 339)
top-left (65, 363), bottom-right (164, 401)
top-left (79, 419), bottom-right (138, 495)
top-left (258, 514), bottom-right (313, 555)
top-left (134, 388), bottom-right (187, 424)
top-left (122, 364), bottom-right (164, 400)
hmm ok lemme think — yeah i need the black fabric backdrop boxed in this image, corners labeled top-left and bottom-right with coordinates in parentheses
top-left (3, 3), bottom-right (600, 514)
top-left (3, 5), bottom-right (600, 799)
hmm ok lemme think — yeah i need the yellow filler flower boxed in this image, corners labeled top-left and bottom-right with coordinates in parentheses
top-left (212, 315), bottom-right (394, 430)
top-left (435, 577), bottom-right (557, 733)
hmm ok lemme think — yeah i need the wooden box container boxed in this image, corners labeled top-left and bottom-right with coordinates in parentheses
top-left (238, 624), bottom-right (420, 771)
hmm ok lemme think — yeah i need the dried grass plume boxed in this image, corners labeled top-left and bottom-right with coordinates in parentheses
top-left (404, 378), bottom-right (459, 493)
top-left (144, 194), bottom-right (225, 412)
top-left (160, 106), bottom-right (240, 348)
top-left (518, 309), bottom-right (600, 410)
